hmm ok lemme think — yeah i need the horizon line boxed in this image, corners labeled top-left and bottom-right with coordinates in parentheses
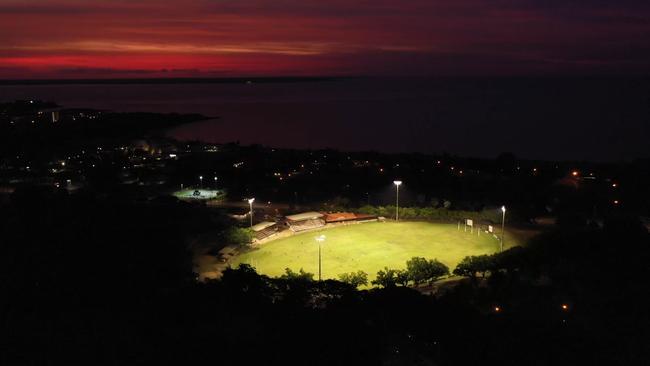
top-left (3, 74), bottom-right (650, 85)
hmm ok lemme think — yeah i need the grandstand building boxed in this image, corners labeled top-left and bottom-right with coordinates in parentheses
top-left (285, 211), bottom-right (325, 232)
top-left (251, 221), bottom-right (280, 241)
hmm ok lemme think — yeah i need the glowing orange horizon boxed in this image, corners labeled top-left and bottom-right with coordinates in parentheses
top-left (1, 0), bottom-right (649, 78)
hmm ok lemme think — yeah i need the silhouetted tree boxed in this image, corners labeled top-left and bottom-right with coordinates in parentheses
top-left (338, 270), bottom-right (368, 288)
top-left (407, 257), bottom-right (450, 285)
top-left (372, 267), bottom-right (398, 288)
top-left (395, 269), bottom-right (410, 286)
top-left (280, 267), bottom-right (315, 281)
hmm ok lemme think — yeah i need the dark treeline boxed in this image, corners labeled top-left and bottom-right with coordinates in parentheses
top-left (1, 189), bottom-right (649, 365)
top-left (192, 145), bottom-right (650, 220)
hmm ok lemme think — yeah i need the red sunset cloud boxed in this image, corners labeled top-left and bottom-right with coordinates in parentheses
top-left (1, 0), bottom-right (650, 78)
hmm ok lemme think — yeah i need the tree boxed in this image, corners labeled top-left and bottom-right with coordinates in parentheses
top-left (226, 227), bottom-right (253, 246)
top-left (407, 257), bottom-right (449, 286)
top-left (493, 246), bottom-right (526, 274)
top-left (406, 257), bottom-right (431, 285)
top-left (372, 267), bottom-right (398, 288)
top-left (395, 269), bottom-right (410, 286)
top-left (358, 205), bottom-right (378, 216)
top-left (338, 270), bottom-right (368, 288)
top-left (473, 254), bottom-right (493, 278)
top-left (426, 259), bottom-right (450, 285)
top-left (453, 256), bottom-right (478, 280)
top-left (280, 268), bottom-right (314, 282)
top-left (453, 255), bottom-right (494, 280)
top-left (220, 264), bottom-right (273, 300)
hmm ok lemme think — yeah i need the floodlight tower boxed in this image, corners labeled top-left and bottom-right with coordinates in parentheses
top-left (248, 198), bottom-right (255, 228)
top-left (500, 206), bottom-right (506, 252)
top-left (393, 181), bottom-right (402, 221)
top-left (315, 234), bottom-right (326, 280)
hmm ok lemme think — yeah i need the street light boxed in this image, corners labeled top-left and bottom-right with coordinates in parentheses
top-left (213, 176), bottom-right (218, 188)
top-left (248, 198), bottom-right (255, 228)
top-left (315, 234), bottom-right (326, 280)
top-left (393, 180), bottom-right (402, 221)
top-left (199, 175), bottom-right (203, 188)
top-left (500, 206), bottom-right (506, 252)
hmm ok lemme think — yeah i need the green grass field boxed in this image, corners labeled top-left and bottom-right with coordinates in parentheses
top-left (231, 221), bottom-right (524, 281)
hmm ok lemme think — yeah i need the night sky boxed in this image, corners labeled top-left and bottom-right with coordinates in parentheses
top-left (2, 0), bottom-right (650, 78)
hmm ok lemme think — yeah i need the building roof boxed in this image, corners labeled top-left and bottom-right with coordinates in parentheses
top-left (323, 212), bottom-right (377, 223)
top-left (285, 211), bottom-right (324, 222)
top-left (323, 212), bottom-right (357, 222)
top-left (251, 221), bottom-right (276, 232)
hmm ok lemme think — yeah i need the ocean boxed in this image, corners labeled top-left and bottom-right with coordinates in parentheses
top-left (1, 77), bottom-right (649, 161)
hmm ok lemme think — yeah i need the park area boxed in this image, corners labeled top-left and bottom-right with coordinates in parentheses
top-left (231, 221), bottom-right (526, 281)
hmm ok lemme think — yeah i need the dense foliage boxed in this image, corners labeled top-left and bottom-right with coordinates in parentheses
top-left (357, 204), bottom-right (505, 223)
top-left (225, 227), bottom-right (254, 246)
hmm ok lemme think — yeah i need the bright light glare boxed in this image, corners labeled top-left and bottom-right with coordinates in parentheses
top-left (248, 198), bottom-right (255, 204)
top-left (501, 206), bottom-right (506, 213)
top-left (393, 180), bottom-right (402, 186)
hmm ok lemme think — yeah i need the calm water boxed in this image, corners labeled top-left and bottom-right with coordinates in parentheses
top-left (1, 77), bottom-right (649, 161)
